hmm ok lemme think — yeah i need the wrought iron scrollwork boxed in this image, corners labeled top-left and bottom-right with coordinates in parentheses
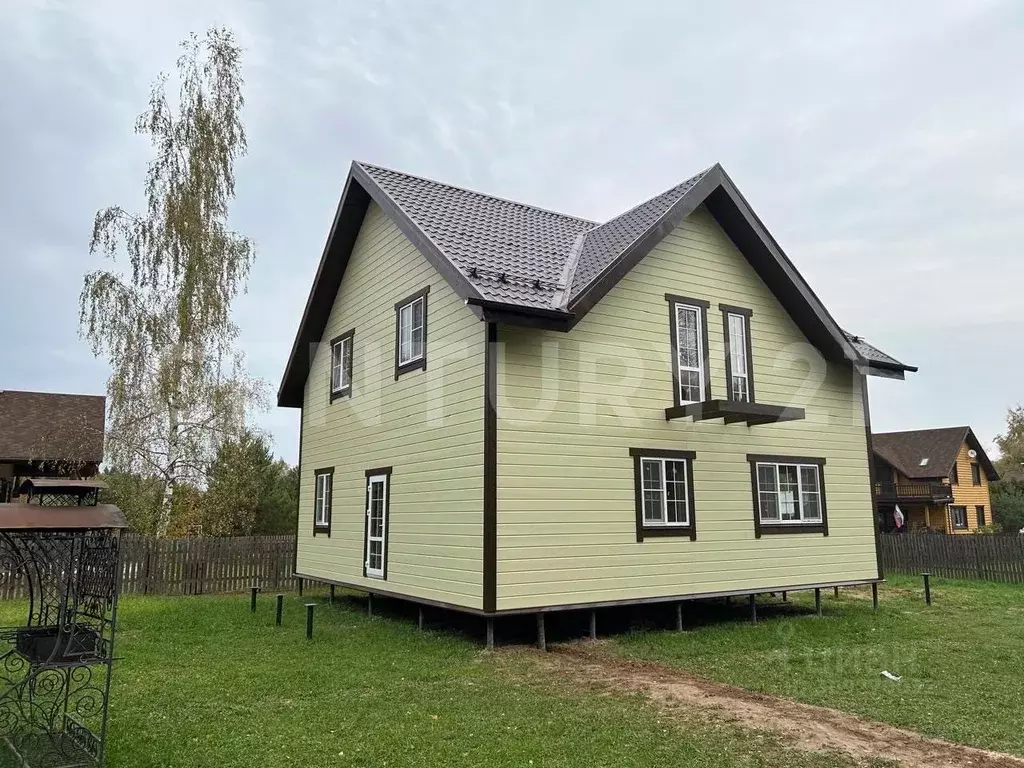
top-left (0, 529), bottom-right (120, 767)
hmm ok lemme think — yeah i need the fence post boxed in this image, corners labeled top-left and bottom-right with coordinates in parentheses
top-left (143, 546), bottom-right (152, 596)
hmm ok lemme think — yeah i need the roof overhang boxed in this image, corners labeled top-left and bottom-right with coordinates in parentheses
top-left (278, 162), bottom-right (915, 407)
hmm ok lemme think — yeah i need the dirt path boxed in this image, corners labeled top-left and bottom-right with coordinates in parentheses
top-left (527, 642), bottom-right (1024, 768)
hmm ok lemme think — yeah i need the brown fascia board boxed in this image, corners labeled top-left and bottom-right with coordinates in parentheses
top-left (464, 297), bottom-right (573, 331)
top-left (277, 163), bottom-right (487, 408)
top-left (965, 427), bottom-right (1000, 481)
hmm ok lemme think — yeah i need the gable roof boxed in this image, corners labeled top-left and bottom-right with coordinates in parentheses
top-left (0, 390), bottom-right (106, 463)
top-left (872, 426), bottom-right (999, 482)
top-left (279, 162), bottom-right (916, 407)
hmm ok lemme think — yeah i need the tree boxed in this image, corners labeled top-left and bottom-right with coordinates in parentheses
top-left (200, 431), bottom-right (297, 536)
top-left (991, 480), bottom-right (1024, 534)
top-left (994, 406), bottom-right (1024, 480)
top-left (80, 27), bottom-right (263, 536)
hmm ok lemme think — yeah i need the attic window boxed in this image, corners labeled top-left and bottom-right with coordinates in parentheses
top-left (919, 458), bottom-right (929, 467)
top-left (394, 286), bottom-right (430, 379)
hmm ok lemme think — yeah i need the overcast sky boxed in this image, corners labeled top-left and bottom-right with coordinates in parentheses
top-left (2, 0), bottom-right (1021, 464)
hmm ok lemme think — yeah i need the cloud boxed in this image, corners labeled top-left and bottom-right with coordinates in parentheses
top-left (2, 0), bottom-right (1022, 462)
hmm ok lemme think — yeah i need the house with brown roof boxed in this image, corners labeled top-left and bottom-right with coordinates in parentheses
top-left (872, 426), bottom-right (998, 534)
top-left (278, 160), bottom-right (915, 629)
top-left (0, 390), bottom-right (106, 503)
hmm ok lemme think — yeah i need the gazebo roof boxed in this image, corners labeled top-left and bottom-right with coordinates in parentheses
top-left (17, 478), bottom-right (107, 494)
top-left (0, 503), bottom-right (127, 530)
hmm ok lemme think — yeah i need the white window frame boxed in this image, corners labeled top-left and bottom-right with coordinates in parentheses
top-left (398, 297), bottom-right (425, 367)
top-left (640, 457), bottom-right (692, 527)
top-left (314, 471), bottom-right (332, 529)
top-left (755, 461), bottom-right (823, 525)
top-left (330, 335), bottom-right (352, 396)
top-left (365, 473), bottom-right (389, 579)
top-left (726, 312), bottom-right (750, 402)
top-left (674, 302), bottom-right (705, 405)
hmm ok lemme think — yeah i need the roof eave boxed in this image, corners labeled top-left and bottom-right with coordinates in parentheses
top-left (277, 163), bottom-right (490, 408)
top-left (466, 297), bottom-right (573, 331)
top-left (856, 360), bottom-right (918, 380)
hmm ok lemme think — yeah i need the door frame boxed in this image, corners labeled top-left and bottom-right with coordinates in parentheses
top-left (363, 467), bottom-right (392, 579)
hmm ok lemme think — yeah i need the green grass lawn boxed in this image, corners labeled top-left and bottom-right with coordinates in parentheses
top-left (1, 576), bottom-right (1018, 766)
top-left (610, 575), bottom-right (1024, 757)
top-left (0, 591), bottom-right (888, 768)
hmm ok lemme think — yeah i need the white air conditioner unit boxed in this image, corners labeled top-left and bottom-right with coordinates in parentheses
top-left (968, 449), bottom-right (977, 459)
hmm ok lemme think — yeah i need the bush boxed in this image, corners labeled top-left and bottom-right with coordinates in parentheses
top-left (991, 479), bottom-right (1024, 533)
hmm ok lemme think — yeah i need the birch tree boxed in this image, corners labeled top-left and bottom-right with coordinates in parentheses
top-left (80, 27), bottom-right (263, 536)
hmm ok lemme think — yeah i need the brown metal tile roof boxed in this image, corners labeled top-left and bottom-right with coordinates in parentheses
top-left (0, 390), bottom-right (105, 463)
top-left (359, 163), bottom-right (595, 309)
top-left (278, 161), bottom-right (915, 406)
top-left (568, 169), bottom-right (710, 301)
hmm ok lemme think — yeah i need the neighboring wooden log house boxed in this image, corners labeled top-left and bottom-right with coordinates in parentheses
top-left (872, 426), bottom-right (999, 534)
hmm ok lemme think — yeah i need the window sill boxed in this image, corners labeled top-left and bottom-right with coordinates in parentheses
top-left (330, 387), bottom-right (351, 403)
top-left (394, 358), bottom-right (426, 380)
top-left (665, 399), bottom-right (805, 426)
top-left (313, 525), bottom-right (331, 537)
top-left (637, 525), bottom-right (696, 543)
top-left (756, 523), bottom-right (826, 537)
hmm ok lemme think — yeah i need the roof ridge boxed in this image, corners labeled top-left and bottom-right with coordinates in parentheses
top-left (551, 232), bottom-right (587, 309)
top-left (567, 166), bottom-right (715, 300)
top-left (356, 161), bottom-right (597, 227)
top-left (0, 389), bottom-right (105, 399)
top-left (873, 426), bottom-right (970, 435)
top-left (586, 165), bottom-right (715, 235)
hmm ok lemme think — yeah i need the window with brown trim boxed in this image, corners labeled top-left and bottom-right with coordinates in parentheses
top-left (313, 468), bottom-right (334, 536)
top-left (630, 448), bottom-right (696, 541)
top-left (950, 463), bottom-right (959, 485)
top-left (951, 505), bottom-right (968, 530)
top-left (329, 329), bottom-right (354, 402)
top-left (665, 294), bottom-right (711, 406)
top-left (747, 454), bottom-right (828, 537)
top-left (976, 505), bottom-right (986, 527)
top-left (720, 304), bottom-right (755, 403)
top-left (970, 463), bottom-right (982, 486)
top-left (394, 286), bottom-right (429, 379)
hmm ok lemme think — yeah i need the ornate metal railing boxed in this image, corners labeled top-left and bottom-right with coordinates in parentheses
top-left (0, 530), bottom-right (120, 767)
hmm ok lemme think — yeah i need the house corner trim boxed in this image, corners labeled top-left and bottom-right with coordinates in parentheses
top-left (483, 322), bottom-right (498, 613)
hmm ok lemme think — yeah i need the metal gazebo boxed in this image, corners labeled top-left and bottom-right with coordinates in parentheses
top-left (0, 480), bottom-right (125, 767)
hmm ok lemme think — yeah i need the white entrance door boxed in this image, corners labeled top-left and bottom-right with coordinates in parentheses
top-left (365, 474), bottom-right (388, 578)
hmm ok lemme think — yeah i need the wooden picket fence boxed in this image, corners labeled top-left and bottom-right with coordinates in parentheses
top-left (1, 534), bottom-right (298, 600)
top-left (880, 532), bottom-right (1024, 584)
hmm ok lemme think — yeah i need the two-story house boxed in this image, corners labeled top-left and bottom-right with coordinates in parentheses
top-left (872, 426), bottom-right (998, 533)
top-left (278, 161), bottom-right (915, 634)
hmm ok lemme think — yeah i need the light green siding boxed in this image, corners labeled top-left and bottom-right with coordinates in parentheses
top-left (298, 202), bottom-right (485, 609)
top-left (496, 205), bottom-right (876, 610)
